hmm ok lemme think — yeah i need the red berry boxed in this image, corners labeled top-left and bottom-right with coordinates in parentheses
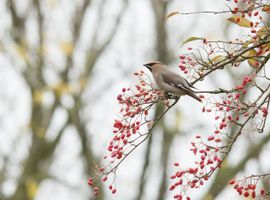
top-left (244, 191), bottom-right (249, 197)
top-left (229, 179), bottom-right (235, 185)
top-left (252, 191), bottom-right (256, 198)
top-left (102, 176), bottom-right (108, 182)
top-left (88, 178), bottom-right (93, 186)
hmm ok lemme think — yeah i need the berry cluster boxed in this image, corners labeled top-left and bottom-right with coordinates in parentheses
top-left (229, 176), bottom-right (268, 199)
top-left (88, 71), bottom-right (169, 196)
top-left (169, 70), bottom-right (270, 199)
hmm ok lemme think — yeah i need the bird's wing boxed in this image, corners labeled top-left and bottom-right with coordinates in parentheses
top-left (160, 70), bottom-right (194, 92)
top-left (185, 79), bottom-right (197, 89)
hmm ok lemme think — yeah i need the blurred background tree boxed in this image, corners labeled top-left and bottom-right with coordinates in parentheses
top-left (0, 0), bottom-right (269, 200)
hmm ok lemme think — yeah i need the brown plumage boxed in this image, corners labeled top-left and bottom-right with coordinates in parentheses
top-left (143, 61), bottom-right (201, 102)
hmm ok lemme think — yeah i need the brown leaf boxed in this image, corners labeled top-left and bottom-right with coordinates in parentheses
top-left (181, 36), bottom-right (203, 46)
top-left (227, 16), bottom-right (252, 28)
top-left (166, 11), bottom-right (180, 19)
top-left (245, 49), bottom-right (260, 69)
top-left (248, 58), bottom-right (260, 69)
top-left (257, 26), bottom-right (270, 39)
top-left (262, 5), bottom-right (270, 14)
top-left (210, 55), bottom-right (225, 64)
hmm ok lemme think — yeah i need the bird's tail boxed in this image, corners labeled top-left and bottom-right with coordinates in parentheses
top-left (187, 91), bottom-right (202, 102)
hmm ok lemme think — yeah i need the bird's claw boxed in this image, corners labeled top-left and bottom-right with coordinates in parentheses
top-left (164, 92), bottom-right (179, 100)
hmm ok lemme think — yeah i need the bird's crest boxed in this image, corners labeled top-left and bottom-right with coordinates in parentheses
top-left (143, 61), bottom-right (164, 67)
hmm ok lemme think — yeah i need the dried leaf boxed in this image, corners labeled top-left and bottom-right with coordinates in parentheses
top-left (210, 55), bottom-right (225, 64)
top-left (235, 49), bottom-right (255, 64)
top-left (262, 5), bottom-right (270, 13)
top-left (166, 11), bottom-right (180, 19)
top-left (246, 49), bottom-right (256, 57)
top-left (33, 90), bottom-right (44, 105)
top-left (227, 16), bottom-right (252, 28)
top-left (248, 58), bottom-right (260, 69)
top-left (239, 49), bottom-right (254, 59)
top-left (26, 178), bottom-right (38, 199)
top-left (181, 36), bottom-right (203, 46)
top-left (246, 49), bottom-right (260, 69)
top-left (60, 41), bottom-right (74, 56)
top-left (242, 39), bottom-right (253, 48)
top-left (257, 26), bottom-right (270, 39)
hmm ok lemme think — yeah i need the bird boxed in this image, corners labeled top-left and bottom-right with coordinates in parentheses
top-left (143, 61), bottom-right (202, 102)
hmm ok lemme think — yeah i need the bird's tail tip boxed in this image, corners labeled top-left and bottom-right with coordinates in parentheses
top-left (190, 93), bottom-right (203, 102)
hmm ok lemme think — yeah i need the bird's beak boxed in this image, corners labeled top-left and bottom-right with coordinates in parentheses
top-left (143, 64), bottom-right (152, 71)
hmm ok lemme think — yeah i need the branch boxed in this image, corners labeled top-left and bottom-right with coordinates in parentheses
top-left (169, 6), bottom-right (262, 16)
top-left (191, 40), bottom-right (270, 85)
top-left (103, 98), bottom-right (179, 177)
top-left (205, 128), bottom-right (270, 198)
top-left (61, 0), bottom-right (92, 80)
top-left (134, 134), bottom-right (153, 200)
top-left (84, 0), bottom-right (129, 77)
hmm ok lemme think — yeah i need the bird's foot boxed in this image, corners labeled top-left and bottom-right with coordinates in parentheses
top-left (164, 92), bottom-right (179, 100)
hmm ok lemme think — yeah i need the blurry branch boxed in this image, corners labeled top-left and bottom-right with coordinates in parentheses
top-left (88, 68), bottom-right (130, 101)
top-left (5, 1), bottom-right (98, 199)
top-left (205, 131), bottom-right (270, 199)
top-left (151, 0), bottom-right (168, 62)
top-left (135, 1), bottom-right (176, 200)
top-left (89, 0), bottom-right (107, 47)
top-left (63, 1), bottom-right (129, 199)
top-left (68, 96), bottom-right (105, 200)
top-left (7, 0), bottom-right (45, 87)
top-left (135, 102), bottom-right (166, 200)
top-left (0, 156), bottom-right (8, 198)
top-left (10, 105), bottom-right (69, 200)
top-left (48, 113), bottom-right (70, 155)
top-left (41, 1), bottom-right (130, 199)
top-left (32, 0), bottom-right (45, 86)
top-left (7, 0), bottom-right (26, 43)
top-left (7, 0), bottom-right (34, 83)
top-left (157, 126), bottom-right (176, 200)
top-left (84, 0), bottom-right (129, 78)
top-left (48, 175), bottom-right (80, 190)
top-left (135, 135), bottom-right (153, 200)
top-left (73, 0), bottom-right (92, 42)
top-left (3, 0), bottom-right (126, 199)
top-left (61, 0), bottom-right (92, 79)
top-left (151, 1), bottom-right (176, 200)
top-left (69, 0), bottom-right (129, 164)
top-left (5, 3), bottom-right (57, 198)
top-left (86, 0), bottom-right (128, 175)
